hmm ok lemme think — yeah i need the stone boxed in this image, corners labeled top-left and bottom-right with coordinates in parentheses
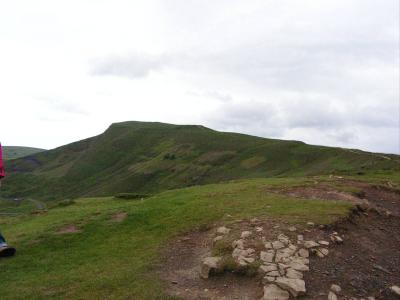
top-left (291, 256), bottom-right (309, 265)
top-left (266, 270), bottom-right (281, 277)
top-left (260, 264), bottom-right (278, 273)
top-left (320, 248), bottom-right (329, 255)
top-left (307, 222), bottom-right (315, 226)
top-left (367, 297), bottom-right (375, 300)
top-left (275, 248), bottom-right (296, 262)
top-left (330, 284), bottom-right (341, 293)
top-left (330, 235), bottom-right (343, 244)
top-left (390, 286), bottom-right (400, 296)
top-left (232, 239), bottom-right (244, 249)
top-left (275, 277), bottom-right (306, 297)
top-left (265, 242), bottom-right (273, 249)
top-left (272, 241), bottom-right (285, 249)
top-left (297, 235), bottom-right (304, 241)
top-left (213, 236), bottom-right (223, 243)
top-left (256, 226), bottom-right (264, 232)
top-left (241, 256), bottom-right (255, 263)
top-left (289, 261), bottom-right (309, 272)
top-left (286, 268), bottom-right (303, 279)
top-left (260, 250), bottom-right (275, 263)
top-left (200, 257), bottom-right (221, 279)
top-left (241, 231), bottom-right (252, 238)
top-left (304, 240), bottom-right (320, 248)
top-left (318, 240), bottom-right (330, 246)
top-left (298, 248), bottom-right (309, 258)
top-left (328, 291), bottom-right (338, 300)
top-left (232, 248), bottom-right (242, 258)
top-left (217, 226), bottom-right (230, 234)
top-left (288, 226), bottom-right (297, 232)
top-left (277, 234), bottom-right (290, 245)
top-left (262, 284), bottom-right (290, 300)
top-left (263, 276), bottom-right (276, 284)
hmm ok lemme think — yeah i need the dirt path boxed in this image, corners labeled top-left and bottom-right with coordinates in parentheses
top-left (157, 180), bottom-right (400, 299)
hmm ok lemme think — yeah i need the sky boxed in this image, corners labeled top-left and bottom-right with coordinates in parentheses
top-left (1, 0), bottom-right (399, 154)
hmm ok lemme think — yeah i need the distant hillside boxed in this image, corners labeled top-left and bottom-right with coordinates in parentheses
top-left (2, 146), bottom-right (45, 160)
top-left (1, 121), bottom-right (399, 200)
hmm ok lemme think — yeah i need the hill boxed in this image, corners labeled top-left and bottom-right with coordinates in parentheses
top-left (1, 121), bottom-right (399, 200)
top-left (2, 146), bottom-right (45, 160)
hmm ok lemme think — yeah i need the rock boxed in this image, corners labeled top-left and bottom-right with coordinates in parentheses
top-left (200, 257), bottom-right (221, 279)
top-left (250, 217), bottom-right (259, 223)
top-left (275, 248), bottom-right (296, 262)
top-left (217, 226), bottom-right (230, 234)
top-left (330, 235), bottom-right (343, 244)
top-left (232, 239), bottom-right (244, 249)
top-left (213, 236), bottom-right (223, 243)
top-left (298, 248), bottom-right (309, 258)
top-left (318, 240), bottom-right (330, 246)
top-left (304, 240), bottom-right (320, 248)
top-left (275, 277), bottom-right (306, 297)
top-left (390, 285), bottom-right (400, 296)
top-left (367, 297), bottom-right (375, 300)
top-left (297, 235), bottom-right (304, 241)
top-left (272, 241), bottom-right (285, 249)
top-left (265, 242), bottom-right (273, 249)
top-left (320, 248), bottom-right (329, 256)
top-left (328, 291), bottom-right (338, 300)
top-left (262, 284), bottom-right (290, 300)
top-left (260, 264), bottom-right (278, 273)
top-left (256, 226), bottom-right (264, 232)
top-left (277, 234), bottom-right (290, 245)
top-left (266, 270), bottom-right (281, 277)
top-left (288, 226), bottom-right (297, 232)
top-left (289, 260), bottom-right (309, 272)
top-left (241, 256), bottom-right (255, 263)
top-left (263, 276), bottom-right (277, 284)
top-left (330, 284), bottom-right (341, 293)
top-left (286, 268), bottom-right (303, 279)
top-left (307, 222), bottom-right (315, 226)
top-left (260, 250), bottom-right (275, 263)
top-left (241, 231), bottom-right (252, 238)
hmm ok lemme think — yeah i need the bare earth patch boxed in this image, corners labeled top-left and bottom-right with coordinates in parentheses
top-left (110, 212), bottom-right (128, 223)
top-left (55, 224), bottom-right (81, 234)
top-left (157, 180), bottom-right (400, 299)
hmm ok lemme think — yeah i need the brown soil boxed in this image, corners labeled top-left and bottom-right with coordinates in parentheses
top-left (158, 180), bottom-right (400, 299)
top-left (110, 212), bottom-right (127, 223)
top-left (55, 224), bottom-right (81, 234)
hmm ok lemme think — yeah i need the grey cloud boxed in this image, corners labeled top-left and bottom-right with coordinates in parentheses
top-left (90, 53), bottom-right (166, 78)
top-left (36, 97), bottom-right (87, 115)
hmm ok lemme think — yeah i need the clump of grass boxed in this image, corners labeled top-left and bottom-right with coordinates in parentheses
top-left (114, 193), bottom-right (151, 200)
top-left (212, 239), bottom-right (233, 256)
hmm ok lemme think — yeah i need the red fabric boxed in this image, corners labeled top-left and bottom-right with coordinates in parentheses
top-left (0, 143), bottom-right (5, 178)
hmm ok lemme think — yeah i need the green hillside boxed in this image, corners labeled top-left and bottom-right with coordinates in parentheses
top-left (1, 121), bottom-right (399, 200)
top-left (2, 146), bottom-right (45, 161)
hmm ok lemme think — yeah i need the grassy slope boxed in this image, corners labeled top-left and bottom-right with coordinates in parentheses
top-left (2, 121), bottom-right (399, 201)
top-left (0, 178), bottom-right (353, 299)
top-left (2, 146), bottom-right (45, 160)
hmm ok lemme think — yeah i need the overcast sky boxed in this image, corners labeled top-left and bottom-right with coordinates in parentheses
top-left (1, 0), bottom-right (399, 154)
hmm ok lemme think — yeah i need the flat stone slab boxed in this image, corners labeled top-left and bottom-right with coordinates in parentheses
top-left (262, 284), bottom-right (290, 300)
top-left (275, 277), bottom-right (306, 297)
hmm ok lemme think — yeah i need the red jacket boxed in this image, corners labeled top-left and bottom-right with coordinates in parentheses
top-left (0, 143), bottom-right (5, 179)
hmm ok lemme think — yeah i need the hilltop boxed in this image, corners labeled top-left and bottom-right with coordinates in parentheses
top-left (1, 121), bottom-right (399, 200)
top-left (2, 146), bottom-right (45, 160)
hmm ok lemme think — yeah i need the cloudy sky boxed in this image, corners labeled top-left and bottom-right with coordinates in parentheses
top-left (1, 0), bottom-right (399, 154)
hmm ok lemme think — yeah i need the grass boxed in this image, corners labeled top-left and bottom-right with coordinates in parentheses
top-left (0, 178), bottom-right (353, 299)
top-left (2, 146), bottom-right (45, 160)
top-left (2, 121), bottom-right (399, 201)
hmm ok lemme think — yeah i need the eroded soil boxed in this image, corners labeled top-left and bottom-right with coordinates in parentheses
top-left (158, 179), bottom-right (400, 299)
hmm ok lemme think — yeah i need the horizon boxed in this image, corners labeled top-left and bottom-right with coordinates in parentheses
top-left (1, 1), bottom-right (399, 154)
top-left (2, 120), bottom-right (399, 155)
